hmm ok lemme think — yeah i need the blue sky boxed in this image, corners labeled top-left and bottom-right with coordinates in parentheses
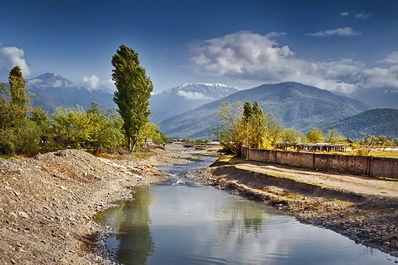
top-left (1, 0), bottom-right (398, 94)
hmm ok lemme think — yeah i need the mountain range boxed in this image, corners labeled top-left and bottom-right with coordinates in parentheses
top-left (12, 72), bottom-right (397, 140)
top-left (158, 82), bottom-right (370, 139)
top-left (149, 83), bottom-right (238, 124)
top-left (350, 87), bottom-right (398, 109)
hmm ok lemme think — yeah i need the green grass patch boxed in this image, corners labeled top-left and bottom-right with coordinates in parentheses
top-left (216, 155), bottom-right (246, 164)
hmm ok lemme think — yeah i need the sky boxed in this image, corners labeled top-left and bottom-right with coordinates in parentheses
top-left (1, 0), bottom-right (398, 94)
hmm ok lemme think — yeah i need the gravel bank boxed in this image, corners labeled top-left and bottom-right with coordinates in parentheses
top-left (0, 147), bottom-right (195, 265)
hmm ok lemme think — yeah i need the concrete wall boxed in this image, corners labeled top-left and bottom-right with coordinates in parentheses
top-left (370, 157), bottom-right (398, 179)
top-left (241, 147), bottom-right (398, 179)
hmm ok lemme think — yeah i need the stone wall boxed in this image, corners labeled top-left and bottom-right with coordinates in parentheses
top-left (241, 147), bottom-right (398, 179)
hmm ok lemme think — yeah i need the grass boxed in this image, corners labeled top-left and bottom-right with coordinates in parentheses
top-left (321, 149), bottom-right (398, 159)
top-left (216, 155), bottom-right (246, 164)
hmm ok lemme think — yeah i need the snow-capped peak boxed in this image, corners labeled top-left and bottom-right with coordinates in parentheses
top-left (163, 82), bottom-right (239, 100)
top-left (27, 72), bottom-right (74, 89)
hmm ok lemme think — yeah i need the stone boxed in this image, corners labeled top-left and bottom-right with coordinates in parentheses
top-left (18, 212), bottom-right (29, 218)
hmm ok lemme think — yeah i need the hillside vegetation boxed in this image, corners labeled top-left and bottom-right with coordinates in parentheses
top-left (324, 108), bottom-right (398, 139)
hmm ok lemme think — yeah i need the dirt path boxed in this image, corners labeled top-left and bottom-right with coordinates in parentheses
top-left (235, 162), bottom-right (398, 199)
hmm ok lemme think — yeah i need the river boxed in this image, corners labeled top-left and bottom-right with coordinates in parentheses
top-left (95, 154), bottom-right (397, 265)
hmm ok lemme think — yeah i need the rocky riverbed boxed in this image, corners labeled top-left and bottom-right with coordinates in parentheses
top-left (0, 146), bottom-right (195, 265)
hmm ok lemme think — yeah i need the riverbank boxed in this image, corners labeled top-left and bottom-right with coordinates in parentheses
top-left (0, 145), bottom-right (196, 265)
top-left (191, 157), bottom-right (398, 258)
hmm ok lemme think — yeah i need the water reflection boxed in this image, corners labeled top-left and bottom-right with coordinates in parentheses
top-left (97, 184), bottom-right (396, 265)
top-left (212, 200), bottom-right (268, 243)
top-left (97, 187), bottom-right (154, 265)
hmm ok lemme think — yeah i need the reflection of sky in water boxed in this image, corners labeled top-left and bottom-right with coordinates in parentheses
top-left (97, 181), bottom-right (397, 265)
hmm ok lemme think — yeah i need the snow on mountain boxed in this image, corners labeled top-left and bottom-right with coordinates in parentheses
top-left (27, 73), bottom-right (115, 113)
top-left (27, 73), bottom-right (74, 89)
top-left (150, 83), bottom-right (239, 124)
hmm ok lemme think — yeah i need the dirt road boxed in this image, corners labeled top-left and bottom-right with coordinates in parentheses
top-left (235, 162), bottom-right (398, 199)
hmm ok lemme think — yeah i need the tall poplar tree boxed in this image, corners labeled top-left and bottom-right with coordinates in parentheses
top-left (9, 66), bottom-right (28, 120)
top-left (112, 45), bottom-right (153, 152)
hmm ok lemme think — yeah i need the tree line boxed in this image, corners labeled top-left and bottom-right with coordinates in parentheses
top-left (213, 101), bottom-right (398, 156)
top-left (0, 45), bottom-right (170, 157)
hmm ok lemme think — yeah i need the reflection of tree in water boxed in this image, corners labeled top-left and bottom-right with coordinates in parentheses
top-left (101, 186), bottom-right (155, 265)
top-left (213, 200), bottom-right (267, 243)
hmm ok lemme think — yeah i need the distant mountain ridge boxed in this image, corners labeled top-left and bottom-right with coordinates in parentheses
top-left (149, 83), bottom-right (239, 124)
top-left (324, 108), bottom-right (398, 139)
top-left (350, 87), bottom-right (398, 109)
top-left (27, 73), bottom-right (115, 113)
top-left (159, 82), bottom-right (370, 139)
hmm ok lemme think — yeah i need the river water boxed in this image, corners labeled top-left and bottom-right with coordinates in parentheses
top-left (96, 155), bottom-right (397, 265)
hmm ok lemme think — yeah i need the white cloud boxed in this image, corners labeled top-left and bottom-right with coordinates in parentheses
top-left (0, 46), bottom-right (31, 77)
top-left (340, 11), bottom-right (351, 17)
top-left (82, 75), bottom-right (115, 93)
top-left (379, 51), bottom-right (398, 65)
top-left (189, 31), bottom-right (398, 94)
top-left (340, 11), bottom-right (370, 19)
top-left (177, 90), bottom-right (212, 100)
top-left (306, 27), bottom-right (361, 37)
top-left (355, 11), bottom-right (370, 19)
top-left (83, 75), bottom-right (100, 89)
top-left (190, 31), bottom-right (317, 82)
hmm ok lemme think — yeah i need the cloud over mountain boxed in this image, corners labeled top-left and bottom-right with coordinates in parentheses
top-left (190, 31), bottom-right (398, 94)
top-left (82, 74), bottom-right (115, 93)
top-left (190, 31), bottom-right (316, 84)
top-left (0, 46), bottom-right (30, 77)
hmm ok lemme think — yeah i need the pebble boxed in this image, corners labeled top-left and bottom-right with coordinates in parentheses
top-left (18, 211), bottom-right (29, 218)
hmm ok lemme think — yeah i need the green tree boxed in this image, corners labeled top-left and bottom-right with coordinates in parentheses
top-left (86, 103), bottom-right (124, 152)
top-left (30, 106), bottom-right (53, 146)
top-left (281, 128), bottom-right (301, 144)
top-left (305, 130), bottom-right (324, 143)
top-left (9, 66), bottom-right (28, 120)
top-left (214, 101), bottom-right (284, 154)
top-left (242, 102), bottom-right (269, 149)
top-left (355, 134), bottom-right (380, 156)
top-left (2, 67), bottom-right (42, 155)
top-left (241, 102), bottom-right (283, 149)
top-left (52, 104), bottom-right (125, 150)
top-left (213, 101), bottom-right (244, 154)
top-left (325, 129), bottom-right (345, 144)
top-left (137, 122), bottom-right (167, 147)
top-left (0, 83), bottom-right (13, 130)
top-left (112, 45), bottom-right (153, 153)
top-left (0, 83), bottom-right (16, 154)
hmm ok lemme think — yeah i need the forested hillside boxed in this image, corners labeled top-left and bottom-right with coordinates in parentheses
top-left (324, 108), bottom-right (398, 139)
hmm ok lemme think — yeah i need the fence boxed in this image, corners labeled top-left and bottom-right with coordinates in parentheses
top-left (241, 147), bottom-right (398, 179)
